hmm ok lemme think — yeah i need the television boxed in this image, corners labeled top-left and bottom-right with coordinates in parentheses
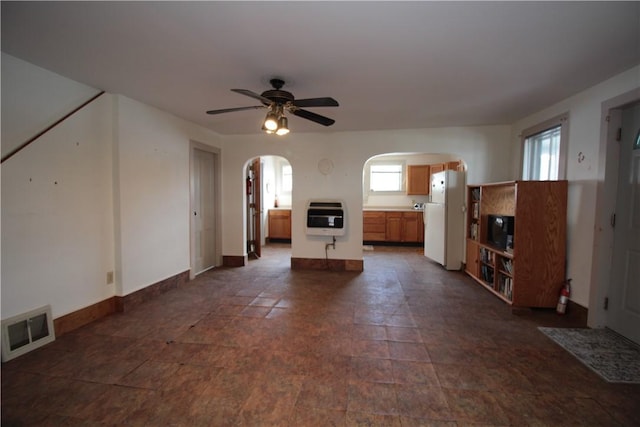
top-left (487, 215), bottom-right (515, 251)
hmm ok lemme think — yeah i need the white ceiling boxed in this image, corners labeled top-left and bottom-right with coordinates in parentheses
top-left (2, 1), bottom-right (639, 136)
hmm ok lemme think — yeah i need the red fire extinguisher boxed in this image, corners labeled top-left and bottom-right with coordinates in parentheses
top-left (246, 176), bottom-right (252, 195)
top-left (556, 279), bottom-right (571, 315)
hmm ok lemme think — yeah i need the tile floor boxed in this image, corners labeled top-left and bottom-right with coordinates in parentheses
top-left (2, 244), bottom-right (639, 426)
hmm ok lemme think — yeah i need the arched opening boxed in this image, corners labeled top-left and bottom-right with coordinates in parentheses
top-left (362, 152), bottom-right (467, 266)
top-left (244, 155), bottom-right (293, 260)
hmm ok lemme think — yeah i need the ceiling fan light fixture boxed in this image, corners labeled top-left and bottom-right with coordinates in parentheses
top-left (263, 111), bottom-right (278, 131)
top-left (276, 116), bottom-right (289, 136)
top-left (207, 79), bottom-right (337, 133)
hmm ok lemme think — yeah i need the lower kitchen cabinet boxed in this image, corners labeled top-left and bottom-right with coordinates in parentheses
top-left (363, 210), bottom-right (424, 243)
top-left (363, 211), bottom-right (386, 241)
top-left (268, 209), bottom-right (291, 240)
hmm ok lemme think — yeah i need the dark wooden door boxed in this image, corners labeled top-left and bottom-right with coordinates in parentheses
top-left (252, 158), bottom-right (262, 258)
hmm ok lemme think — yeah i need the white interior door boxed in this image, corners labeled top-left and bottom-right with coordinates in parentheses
top-left (608, 102), bottom-right (640, 344)
top-left (191, 148), bottom-right (216, 275)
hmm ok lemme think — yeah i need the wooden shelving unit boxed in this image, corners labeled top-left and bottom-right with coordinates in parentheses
top-left (464, 181), bottom-right (567, 308)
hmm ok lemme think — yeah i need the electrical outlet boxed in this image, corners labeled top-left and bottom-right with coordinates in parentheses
top-left (106, 271), bottom-right (114, 285)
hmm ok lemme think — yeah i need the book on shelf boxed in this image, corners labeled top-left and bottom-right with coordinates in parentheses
top-left (480, 247), bottom-right (495, 264)
top-left (498, 276), bottom-right (513, 300)
top-left (501, 258), bottom-right (513, 274)
top-left (481, 265), bottom-right (494, 283)
top-left (472, 202), bottom-right (479, 219)
top-left (470, 223), bottom-right (478, 240)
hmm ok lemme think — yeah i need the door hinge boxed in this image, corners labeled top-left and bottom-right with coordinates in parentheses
top-left (604, 297), bottom-right (609, 311)
top-left (616, 128), bottom-right (622, 141)
top-left (610, 213), bottom-right (616, 228)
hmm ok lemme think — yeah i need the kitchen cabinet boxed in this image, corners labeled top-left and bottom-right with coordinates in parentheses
top-left (385, 212), bottom-right (403, 242)
top-left (386, 211), bottom-right (423, 243)
top-left (268, 209), bottom-right (291, 240)
top-left (363, 211), bottom-right (386, 241)
top-left (407, 165), bottom-right (430, 195)
top-left (429, 163), bottom-right (445, 176)
top-left (446, 160), bottom-right (463, 171)
top-left (363, 210), bottom-right (423, 243)
top-left (407, 162), bottom-right (462, 196)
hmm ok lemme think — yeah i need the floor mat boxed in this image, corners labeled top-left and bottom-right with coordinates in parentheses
top-left (539, 327), bottom-right (640, 384)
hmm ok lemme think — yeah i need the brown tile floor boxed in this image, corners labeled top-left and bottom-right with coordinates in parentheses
top-left (2, 244), bottom-right (640, 426)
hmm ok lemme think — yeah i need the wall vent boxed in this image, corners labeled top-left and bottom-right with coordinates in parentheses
top-left (1, 305), bottom-right (55, 362)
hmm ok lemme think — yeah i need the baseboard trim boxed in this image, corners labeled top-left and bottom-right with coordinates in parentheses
top-left (291, 257), bottom-right (364, 272)
top-left (223, 255), bottom-right (247, 267)
top-left (54, 297), bottom-right (117, 336)
top-left (115, 270), bottom-right (190, 313)
top-left (53, 270), bottom-right (191, 336)
top-left (566, 300), bottom-right (589, 326)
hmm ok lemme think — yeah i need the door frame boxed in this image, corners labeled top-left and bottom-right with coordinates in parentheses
top-left (246, 157), bottom-right (262, 259)
top-left (189, 141), bottom-right (222, 280)
top-left (589, 88), bottom-right (640, 328)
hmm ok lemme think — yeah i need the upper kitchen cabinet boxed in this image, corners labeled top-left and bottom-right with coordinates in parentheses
top-left (447, 161), bottom-right (464, 172)
top-left (407, 161), bottom-right (463, 195)
top-left (407, 165), bottom-right (430, 195)
top-left (430, 163), bottom-right (445, 176)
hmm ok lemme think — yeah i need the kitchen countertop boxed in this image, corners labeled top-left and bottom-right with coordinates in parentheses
top-left (269, 207), bottom-right (424, 212)
top-left (363, 207), bottom-right (424, 212)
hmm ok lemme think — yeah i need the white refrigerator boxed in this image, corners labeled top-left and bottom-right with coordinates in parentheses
top-left (424, 170), bottom-right (465, 270)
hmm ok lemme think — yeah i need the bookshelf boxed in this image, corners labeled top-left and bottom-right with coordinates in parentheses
top-left (468, 186), bottom-right (480, 241)
top-left (465, 180), bottom-right (567, 308)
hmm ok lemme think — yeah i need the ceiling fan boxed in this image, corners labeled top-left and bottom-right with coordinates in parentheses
top-left (206, 78), bottom-right (339, 135)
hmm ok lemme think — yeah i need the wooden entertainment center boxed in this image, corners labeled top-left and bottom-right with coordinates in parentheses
top-left (465, 180), bottom-right (568, 308)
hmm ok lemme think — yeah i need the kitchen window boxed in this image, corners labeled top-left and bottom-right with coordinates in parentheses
top-left (281, 164), bottom-right (292, 193)
top-left (367, 161), bottom-right (406, 193)
top-left (521, 113), bottom-right (568, 180)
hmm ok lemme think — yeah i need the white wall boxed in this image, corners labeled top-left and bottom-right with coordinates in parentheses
top-left (1, 53), bottom-right (99, 159)
top-left (1, 55), bottom-right (223, 323)
top-left (113, 95), bottom-right (222, 296)
top-left (511, 65), bottom-right (640, 319)
top-left (1, 94), bottom-right (115, 319)
top-left (221, 126), bottom-right (512, 262)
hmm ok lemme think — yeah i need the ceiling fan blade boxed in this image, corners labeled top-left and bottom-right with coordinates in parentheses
top-left (291, 108), bottom-right (335, 126)
top-left (293, 97), bottom-right (339, 108)
top-left (206, 105), bottom-right (265, 115)
top-left (231, 89), bottom-right (273, 105)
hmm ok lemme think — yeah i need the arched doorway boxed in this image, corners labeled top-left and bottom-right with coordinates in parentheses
top-left (244, 155), bottom-right (293, 260)
top-left (362, 152), bottom-right (466, 264)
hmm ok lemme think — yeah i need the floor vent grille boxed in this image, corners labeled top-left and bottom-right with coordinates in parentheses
top-left (2, 305), bottom-right (55, 362)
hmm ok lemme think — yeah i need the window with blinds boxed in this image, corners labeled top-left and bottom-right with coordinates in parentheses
top-left (521, 114), bottom-right (568, 181)
top-left (369, 162), bottom-right (405, 192)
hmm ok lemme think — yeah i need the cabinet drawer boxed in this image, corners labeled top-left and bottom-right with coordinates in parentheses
top-left (363, 211), bottom-right (387, 241)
